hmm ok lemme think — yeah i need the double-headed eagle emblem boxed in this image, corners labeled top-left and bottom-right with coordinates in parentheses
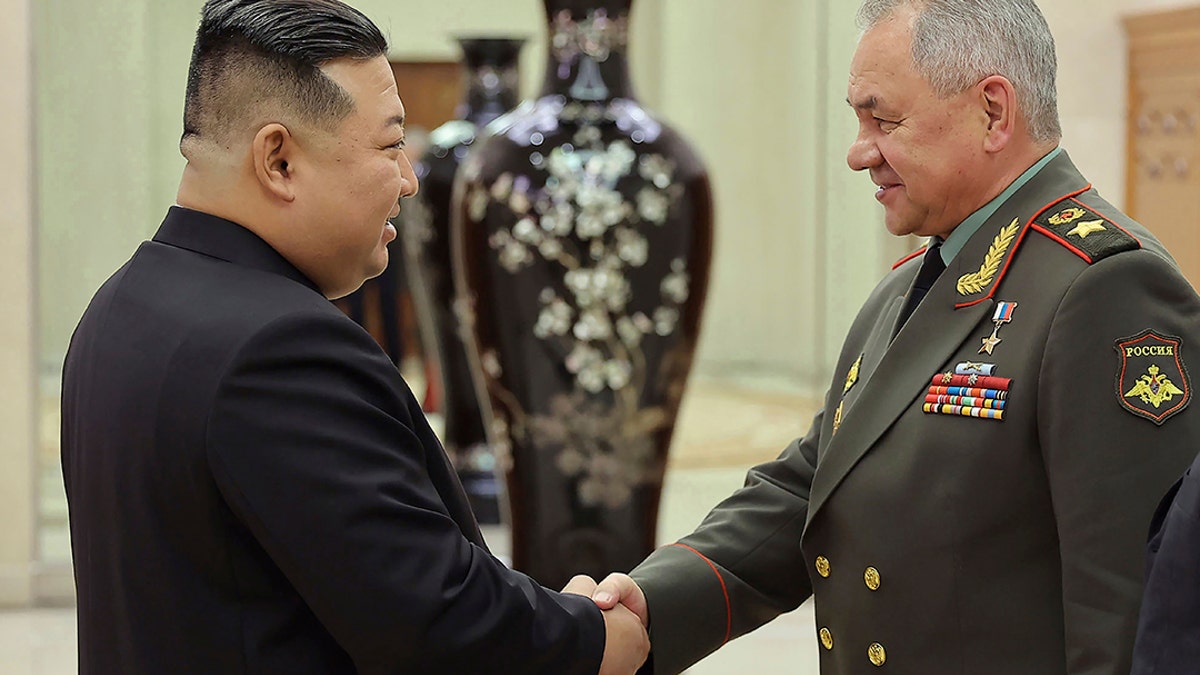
top-left (1124, 364), bottom-right (1185, 409)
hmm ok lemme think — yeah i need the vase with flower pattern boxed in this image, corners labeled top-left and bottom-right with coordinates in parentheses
top-left (452, 0), bottom-right (713, 587)
top-left (402, 37), bottom-right (525, 524)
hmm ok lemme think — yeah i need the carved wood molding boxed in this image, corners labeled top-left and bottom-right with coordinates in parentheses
top-left (1123, 5), bottom-right (1200, 290)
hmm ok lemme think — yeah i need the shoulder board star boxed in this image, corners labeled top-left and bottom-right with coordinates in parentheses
top-left (1032, 198), bottom-right (1139, 264)
top-left (1067, 220), bottom-right (1107, 239)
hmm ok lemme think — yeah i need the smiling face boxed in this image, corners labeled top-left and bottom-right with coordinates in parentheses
top-left (845, 6), bottom-right (993, 240)
top-left (292, 55), bottom-right (418, 298)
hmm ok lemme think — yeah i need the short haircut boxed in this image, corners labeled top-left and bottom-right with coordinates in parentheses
top-left (857, 0), bottom-right (1062, 144)
top-left (181, 0), bottom-right (388, 151)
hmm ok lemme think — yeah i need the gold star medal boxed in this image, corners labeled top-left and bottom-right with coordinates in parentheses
top-left (980, 301), bottom-right (1017, 355)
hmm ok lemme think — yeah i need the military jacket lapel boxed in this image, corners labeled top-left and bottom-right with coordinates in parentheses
top-left (807, 288), bottom-right (994, 526)
top-left (805, 151), bottom-right (1093, 529)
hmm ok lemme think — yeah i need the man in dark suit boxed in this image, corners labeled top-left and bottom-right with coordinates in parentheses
top-left (1132, 455), bottom-right (1200, 673)
top-left (591, 1), bottom-right (1200, 673)
top-left (60, 1), bottom-right (648, 673)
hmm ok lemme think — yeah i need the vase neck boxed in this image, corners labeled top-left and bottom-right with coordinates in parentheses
top-left (456, 38), bottom-right (525, 127)
top-left (538, 4), bottom-right (635, 102)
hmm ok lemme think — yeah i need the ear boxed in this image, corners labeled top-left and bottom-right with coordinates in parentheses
top-left (252, 123), bottom-right (297, 202)
top-left (979, 75), bottom-right (1017, 153)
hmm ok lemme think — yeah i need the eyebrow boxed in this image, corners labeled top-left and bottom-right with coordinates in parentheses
top-left (384, 114), bottom-right (405, 129)
top-left (846, 95), bottom-right (879, 110)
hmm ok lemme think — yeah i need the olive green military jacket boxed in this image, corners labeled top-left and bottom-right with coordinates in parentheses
top-left (631, 152), bottom-right (1200, 675)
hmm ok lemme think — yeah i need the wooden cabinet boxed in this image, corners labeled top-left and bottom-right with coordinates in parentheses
top-left (1125, 7), bottom-right (1200, 288)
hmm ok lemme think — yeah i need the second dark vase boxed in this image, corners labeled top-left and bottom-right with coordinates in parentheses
top-left (402, 38), bottom-right (525, 525)
top-left (452, 0), bottom-right (714, 587)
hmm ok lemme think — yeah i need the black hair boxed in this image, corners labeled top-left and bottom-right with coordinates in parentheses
top-left (181, 0), bottom-right (388, 148)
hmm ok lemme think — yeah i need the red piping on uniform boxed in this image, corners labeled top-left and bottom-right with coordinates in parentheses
top-left (1068, 196), bottom-right (1143, 247)
top-left (669, 543), bottom-right (732, 645)
top-left (955, 184), bottom-right (1093, 309)
top-left (1030, 224), bottom-right (1093, 263)
top-left (892, 246), bottom-right (928, 270)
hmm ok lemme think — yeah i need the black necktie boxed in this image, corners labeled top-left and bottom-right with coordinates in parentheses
top-left (896, 242), bottom-right (945, 334)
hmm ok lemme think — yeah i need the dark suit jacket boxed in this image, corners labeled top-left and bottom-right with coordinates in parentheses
top-left (630, 152), bottom-right (1200, 674)
top-left (61, 207), bottom-right (603, 674)
top-left (1131, 453), bottom-right (1200, 674)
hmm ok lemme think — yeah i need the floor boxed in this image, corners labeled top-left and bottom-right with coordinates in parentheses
top-left (10, 373), bottom-right (824, 674)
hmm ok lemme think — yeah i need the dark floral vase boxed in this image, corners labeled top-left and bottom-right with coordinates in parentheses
top-left (451, 0), bottom-right (713, 587)
top-left (402, 38), bottom-right (525, 525)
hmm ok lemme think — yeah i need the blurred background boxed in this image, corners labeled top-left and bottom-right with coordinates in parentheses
top-left (2, 0), bottom-right (1198, 672)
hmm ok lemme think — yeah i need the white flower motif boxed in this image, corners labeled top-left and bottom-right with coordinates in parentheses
top-left (468, 185), bottom-right (490, 222)
top-left (541, 204), bottom-right (575, 237)
top-left (574, 125), bottom-right (603, 147)
top-left (512, 217), bottom-right (542, 245)
top-left (490, 231), bottom-right (533, 273)
top-left (637, 187), bottom-right (670, 224)
top-left (605, 275), bottom-right (632, 313)
top-left (575, 210), bottom-right (608, 239)
top-left (578, 477), bottom-right (605, 506)
top-left (490, 173), bottom-right (514, 202)
top-left (535, 297), bottom-right (574, 338)
top-left (539, 238), bottom-right (564, 258)
top-left (509, 190), bottom-right (532, 215)
top-left (578, 367), bottom-right (607, 393)
top-left (661, 265), bottom-right (690, 304)
top-left (548, 147), bottom-right (582, 178)
top-left (638, 154), bottom-right (675, 189)
top-left (575, 183), bottom-right (604, 209)
top-left (565, 268), bottom-right (598, 306)
top-left (654, 307), bottom-right (680, 336)
top-left (556, 448), bottom-right (586, 476)
top-left (565, 343), bottom-right (603, 374)
top-left (573, 308), bottom-right (613, 341)
top-left (605, 141), bottom-right (637, 178)
top-left (615, 228), bottom-right (648, 267)
top-left (604, 359), bottom-right (632, 389)
top-left (617, 316), bottom-right (643, 347)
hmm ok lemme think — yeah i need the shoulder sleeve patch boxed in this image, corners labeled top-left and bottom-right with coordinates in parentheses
top-left (1032, 202), bottom-right (1140, 264)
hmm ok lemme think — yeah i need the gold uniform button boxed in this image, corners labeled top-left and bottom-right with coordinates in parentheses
top-left (868, 642), bottom-right (887, 667)
top-left (819, 627), bottom-right (834, 650)
top-left (815, 556), bottom-right (831, 578)
top-left (864, 566), bottom-right (881, 591)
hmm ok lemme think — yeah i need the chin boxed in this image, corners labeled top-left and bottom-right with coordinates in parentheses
top-left (883, 217), bottom-right (918, 239)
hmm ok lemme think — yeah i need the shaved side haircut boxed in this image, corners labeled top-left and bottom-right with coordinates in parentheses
top-left (181, 0), bottom-right (388, 153)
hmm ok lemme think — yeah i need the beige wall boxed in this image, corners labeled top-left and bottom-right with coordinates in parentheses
top-left (0, 0), bottom-right (37, 606)
top-left (1042, 0), bottom-right (1130, 207)
top-left (651, 0), bottom-right (891, 388)
top-left (1042, 0), bottom-right (1200, 209)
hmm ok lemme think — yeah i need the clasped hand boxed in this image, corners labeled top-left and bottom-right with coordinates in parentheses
top-left (562, 573), bottom-right (650, 675)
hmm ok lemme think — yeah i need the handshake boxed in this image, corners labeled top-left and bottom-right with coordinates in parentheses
top-left (563, 573), bottom-right (650, 675)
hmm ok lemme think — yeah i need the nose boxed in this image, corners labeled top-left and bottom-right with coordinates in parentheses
top-left (847, 130), bottom-right (882, 172)
top-left (399, 149), bottom-right (420, 199)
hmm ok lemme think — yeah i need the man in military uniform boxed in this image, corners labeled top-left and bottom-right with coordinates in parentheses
top-left (591, 1), bottom-right (1200, 673)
